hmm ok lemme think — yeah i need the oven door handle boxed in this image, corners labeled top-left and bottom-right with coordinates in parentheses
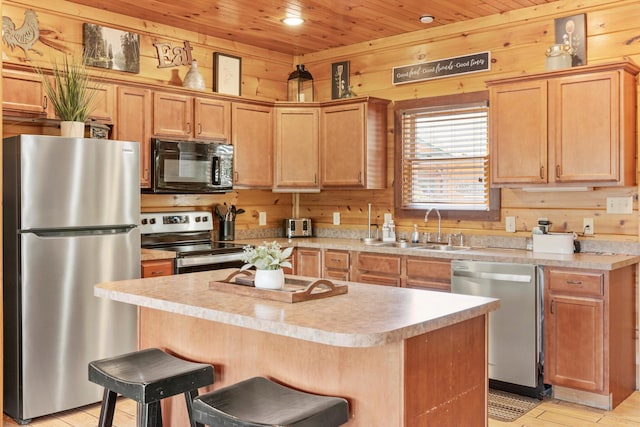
top-left (175, 252), bottom-right (244, 268)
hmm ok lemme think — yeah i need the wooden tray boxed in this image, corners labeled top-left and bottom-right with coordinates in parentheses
top-left (208, 270), bottom-right (348, 303)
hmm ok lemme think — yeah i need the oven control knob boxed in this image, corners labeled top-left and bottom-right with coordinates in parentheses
top-left (203, 216), bottom-right (208, 222)
top-left (195, 216), bottom-right (201, 222)
top-left (149, 218), bottom-right (156, 224)
top-left (141, 218), bottom-right (148, 225)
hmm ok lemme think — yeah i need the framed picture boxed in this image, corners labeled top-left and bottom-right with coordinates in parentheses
top-left (214, 53), bottom-right (242, 96)
top-left (83, 23), bottom-right (140, 73)
top-left (332, 61), bottom-right (349, 99)
top-left (554, 14), bottom-right (586, 67)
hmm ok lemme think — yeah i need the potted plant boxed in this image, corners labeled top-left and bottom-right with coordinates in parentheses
top-left (240, 241), bottom-right (293, 289)
top-left (35, 54), bottom-right (99, 137)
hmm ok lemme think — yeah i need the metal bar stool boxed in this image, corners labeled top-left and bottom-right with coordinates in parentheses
top-left (88, 348), bottom-right (214, 427)
top-left (192, 376), bottom-right (349, 427)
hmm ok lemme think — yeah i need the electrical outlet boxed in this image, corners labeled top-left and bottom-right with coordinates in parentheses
top-left (505, 216), bottom-right (516, 233)
top-left (606, 197), bottom-right (633, 214)
top-left (333, 212), bottom-right (340, 225)
top-left (583, 218), bottom-right (594, 235)
top-left (258, 211), bottom-right (267, 226)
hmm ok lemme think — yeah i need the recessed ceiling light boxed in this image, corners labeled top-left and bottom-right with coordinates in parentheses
top-left (282, 17), bottom-right (304, 26)
top-left (420, 15), bottom-right (435, 24)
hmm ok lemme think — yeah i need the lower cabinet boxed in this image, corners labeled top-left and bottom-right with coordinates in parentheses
top-left (141, 259), bottom-right (174, 278)
top-left (295, 248), bottom-right (322, 277)
top-left (323, 249), bottom-right (350, 281)
top-left (405, 257), bottom-right (451, 292)
top-left (351, 252), bottom-right (402, 286)
top-left (544, 265), bottom-right (636, 409)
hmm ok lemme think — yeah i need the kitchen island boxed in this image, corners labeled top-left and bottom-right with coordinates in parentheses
top-left (95, 269), bottom-right (499, 426)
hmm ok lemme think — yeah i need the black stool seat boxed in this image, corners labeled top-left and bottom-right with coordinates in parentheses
top-left (89, 348), bottom-right (214, 427)
top-left (192, 376), bottom-right (349, 427)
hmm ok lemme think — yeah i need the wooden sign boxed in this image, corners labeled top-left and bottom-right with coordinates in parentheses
top-left (153, 40), bottom-right (194, 68)
top-left (392, 51), bottom-right (491, 85)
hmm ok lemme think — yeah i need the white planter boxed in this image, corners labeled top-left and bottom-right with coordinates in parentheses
top-left (60, 121), bottom-right (85, 138)
top-left (254, 269), bottom-right (285, 290)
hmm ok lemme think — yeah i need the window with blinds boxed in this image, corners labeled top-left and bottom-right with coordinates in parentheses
top-left (399, 101), bottom-right (489, 211)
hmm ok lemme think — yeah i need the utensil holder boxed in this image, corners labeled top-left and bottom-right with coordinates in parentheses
top-left (219, 220), bottom-right (235, 241)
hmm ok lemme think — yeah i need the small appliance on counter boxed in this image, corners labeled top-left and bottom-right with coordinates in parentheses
top-left (285, 218), bottom-right (312, 238)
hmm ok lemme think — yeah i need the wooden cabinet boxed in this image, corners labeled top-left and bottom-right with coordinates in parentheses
top-left (488, 61), bottom-right (639, 187)
top-left (295, 248), bottom-right (322, 277)
top-left (231, 101), bottom-right (274, 188)
top-left (2, 69), bottom-right (52, 117)
top-left (351, 252), bottom-right (401, 286)
top-left (141, 259), bottom-right (174, 277)
top-left (323, 249), bottom-right (350, 281)
top-left (91, 82), bottom-right (115, 123)
top-left (405, 257), bottom-right (451, 292)
top-left (115, 86), bottom-right (153, 187)
top-left (320, 97), bottom-right (389, 189)
top-left (544, 265), bottom-right (636, 409)
top-left (152, 91), bottom-right (230, 140)
top-left (274, 106), bottom-right (320, 189)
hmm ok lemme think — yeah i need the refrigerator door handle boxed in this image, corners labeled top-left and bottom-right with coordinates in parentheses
top-left (21, 225), bottom-right (138, 237)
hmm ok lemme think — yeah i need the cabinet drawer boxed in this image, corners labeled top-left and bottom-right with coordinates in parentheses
top-left (548, 268), bottom-right (604, 296)
top-left (324, 250), bottom-right (349, 270)
top-left (141, 259), bottom-right (174, 277)
top-left (356, 252), bottom-right (401, 275)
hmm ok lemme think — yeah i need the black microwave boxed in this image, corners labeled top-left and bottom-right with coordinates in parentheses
top-left (148, 138), bottom-right (233, 193)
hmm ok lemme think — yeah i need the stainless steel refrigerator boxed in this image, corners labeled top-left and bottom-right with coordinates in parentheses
top-left (3, 134), bottom-right (140, 423)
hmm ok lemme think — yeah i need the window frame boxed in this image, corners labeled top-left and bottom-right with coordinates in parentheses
top-left (393, 91), bottom-right (500, 222)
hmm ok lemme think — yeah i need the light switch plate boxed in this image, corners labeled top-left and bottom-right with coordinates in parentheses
top-left (333, 212), bottom-right (340, 225)
top-left (259, 211), bottom-right (267, 226)
top-left (606, 197), bottom-right (633, 214)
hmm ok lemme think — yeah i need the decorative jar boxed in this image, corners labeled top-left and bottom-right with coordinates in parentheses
top-left (183, 60), bottom-right (206, 90)
top-left (545, 44), bottom-right (572, 71)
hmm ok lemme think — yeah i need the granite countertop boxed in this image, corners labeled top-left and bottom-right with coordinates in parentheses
top-left (95, 268), bottom-right (499, 348)
top-left (235, 237), bottom-right (640, 271)
top-left (141, 248), bottom-right (176, 261)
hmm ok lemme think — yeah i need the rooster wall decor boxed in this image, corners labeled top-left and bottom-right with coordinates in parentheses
top-left (3, 9), bottom-right (70, 60)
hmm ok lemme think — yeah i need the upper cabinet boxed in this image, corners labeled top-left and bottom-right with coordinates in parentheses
top-left (488, 61), bottom-right (640, 188)
top-left (3, 69), bottom-right (54, 118)
top-left (231, 101), bottom-right (274, 189)
top-left (320, 97), bottom-right (389, 189)
top-left (274, 105), bottom-right (320, 190)
top-left (115, 86), bottom-right (153, 187)
top-left (152, 91), bottom-right (230, 140)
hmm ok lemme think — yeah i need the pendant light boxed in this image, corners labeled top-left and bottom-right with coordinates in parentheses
top-left (287, 64), bottom-right (314, 102)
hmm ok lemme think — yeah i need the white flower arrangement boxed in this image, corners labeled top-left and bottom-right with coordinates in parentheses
top-left (240, 241), bottom-right (293, 271)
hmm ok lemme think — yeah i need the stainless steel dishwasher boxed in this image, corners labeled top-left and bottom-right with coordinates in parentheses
top-left (451, 260), bottom-right (546, 398)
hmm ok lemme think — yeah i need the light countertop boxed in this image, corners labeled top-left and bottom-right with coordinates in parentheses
top-left (234, 237), bottom-right (640, 271)
top-left (141, 248), bottom-right (176, 261)
top-left (95, 268), bottom-right (499, 348)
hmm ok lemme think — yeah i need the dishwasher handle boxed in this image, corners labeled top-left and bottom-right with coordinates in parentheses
top-left (451, 269), bottom-right (533, 283)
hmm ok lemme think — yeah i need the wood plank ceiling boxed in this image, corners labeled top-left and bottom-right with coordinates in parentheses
top-left (66, 0), bottom-right (558, 55)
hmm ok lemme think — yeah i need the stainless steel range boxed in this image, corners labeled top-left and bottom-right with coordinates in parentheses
top-left (140, 211), bottom-right (246, 274)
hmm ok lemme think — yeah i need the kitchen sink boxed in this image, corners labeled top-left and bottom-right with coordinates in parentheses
top-left (363, 241), bottom-right (471, 251)
top-left (418, 245), bottom-right (472, 251)
top-left (364, 241), bottom-right (426, 248)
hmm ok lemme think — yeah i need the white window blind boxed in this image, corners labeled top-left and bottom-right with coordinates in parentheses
top-left (400, 101), bottom-right (489, 210)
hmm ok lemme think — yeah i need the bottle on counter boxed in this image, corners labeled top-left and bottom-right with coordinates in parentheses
top-left (411, 224), bottom-right (420, 243)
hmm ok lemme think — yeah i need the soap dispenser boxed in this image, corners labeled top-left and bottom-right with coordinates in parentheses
top-left (411, 224), bottom-right (420, 243)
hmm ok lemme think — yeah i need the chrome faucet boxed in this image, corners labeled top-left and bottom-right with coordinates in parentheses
top-left (424, 208), bottom-right (441, 243)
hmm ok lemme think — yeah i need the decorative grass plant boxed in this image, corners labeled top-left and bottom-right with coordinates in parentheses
top-left (35, 55), bottom-right (98, 122)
